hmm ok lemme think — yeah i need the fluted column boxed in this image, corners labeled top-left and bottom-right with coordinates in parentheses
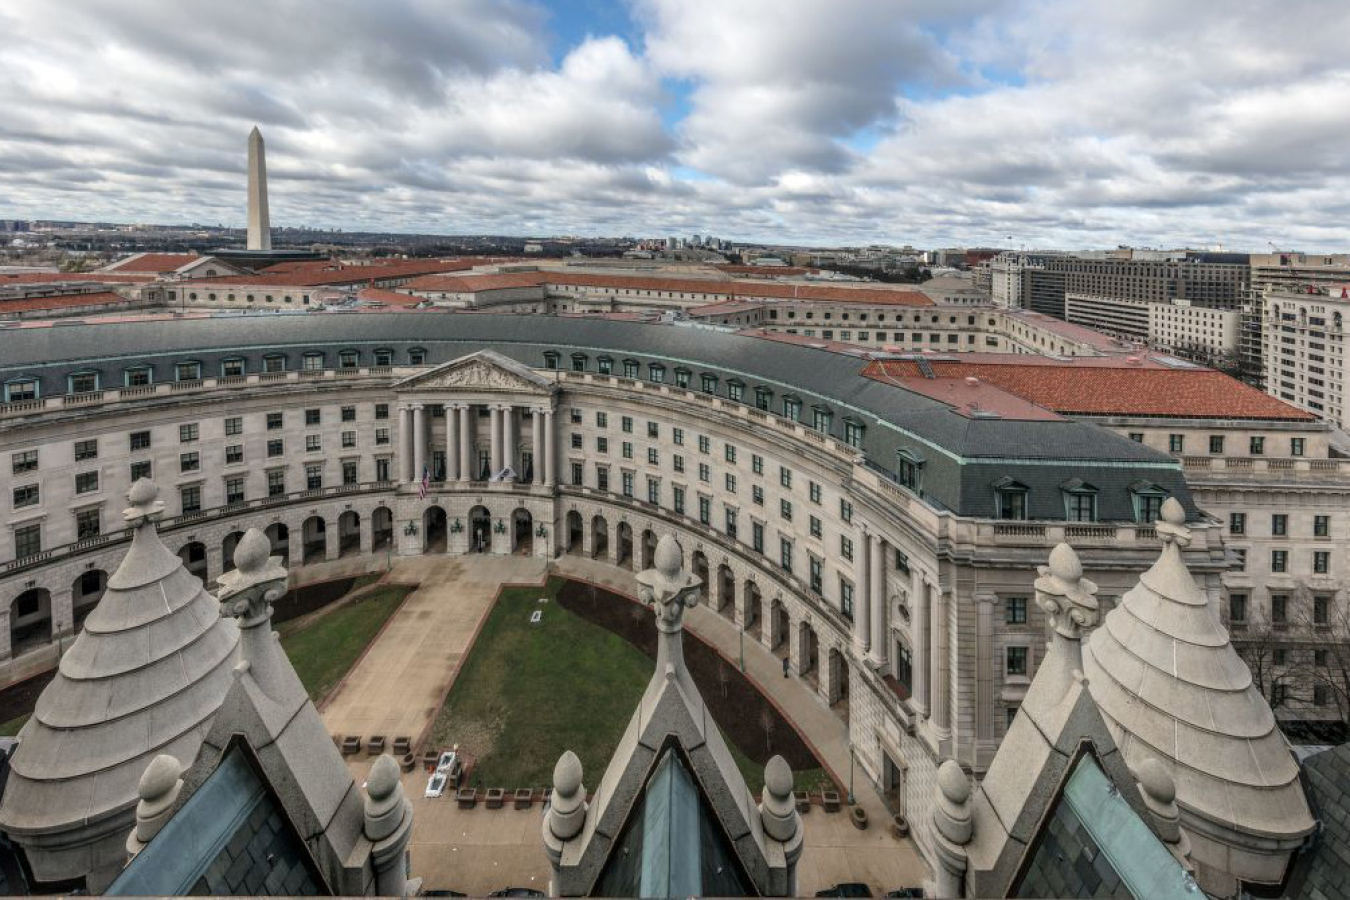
top-left (412, 404), bottom-right (426, 484)
top-left (532, 408), bottom-right (545, 484)
top-left (976, 593), bottom-right (995, 743)
top-left (869, 532), bottom-right (887, 666)
top-left (543, 410), bottom-right (555, 486)
top-left (445, 403), bottom-right (459, 484)
top-left (912, 575), bottom-right (930, 717)
top-left (503, 406), bottom-right (517, 481)
top-left (458, 404), bottom-right (473, 481)
top-left (852, 526), bottom-right (870, 653)
top-left (489, 405), bottom-right (503, 474)
top-left (400, 405), bottom-right (414, 482)
top-left (931, 581), bottom-right (951, 738)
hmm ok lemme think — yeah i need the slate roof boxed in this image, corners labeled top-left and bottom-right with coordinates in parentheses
top-left (1288, 743), bottom-right (1350, 900)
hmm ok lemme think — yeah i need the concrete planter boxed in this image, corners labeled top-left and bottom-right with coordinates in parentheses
top-left (456, 787), bottom-right (478, 809)
top-left (399, 753), bottom-right (416, 772)
top-left (367, 735), bottom-right (387, 755)
top-left (392, 736), bottom-right (412, 756)
top-left (850, 806), bottom-right (868, 830)
top-left (341, 736), bottom-right (362, 756)
top-left (891, 814), bottom-right (910, 838)
top-left (514, 788), bottom-right (534, 810)
top-left (822, 790), bottom-right (842, 813)
top-left (794, 790), bottom-right (811, 813)
top-left (486, 788), bottom-right (505, 809)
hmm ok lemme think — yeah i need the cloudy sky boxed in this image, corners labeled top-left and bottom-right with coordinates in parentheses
top-left (2, 0), bottom-right (1349, 249)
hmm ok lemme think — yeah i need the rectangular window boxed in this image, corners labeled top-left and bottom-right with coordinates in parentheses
top-left (840, 534), bottom-right (853, 560)
top-left (647, 478), bottom-right (660, 505)
top-left (698, 435), bottom-right (710, 454)
top-left (698, 463), bottom-right (710, 483)
top-left (225, 417), bottom-right (243, 436)
top-left (1232, 548), bottom-right (1246, 571)
top-left (571, 462), bottom-right (584, 486)
top-left (1314, 595), bottom-right (1330, 625)
top-left (809, 481), bottom-right (821, 504)
top-left (725, 473), bottom-right (737, 493)
top-left (180, 485), bottom-right (201, 513)
top-left (75, 471), bottom-right (99, 494)
top-left (1250, 436), bottom-right (1265, 455)
top-left (266, 412), bottom-right (283, 430)
top-left (226, 477), bottom-right (245, 504)
top-left (1315, 515), bottom-right (1329, 537)
top-left (809, 515), bottom-right (822, 538)
top-left (267, 439), bottom-right (284, 457)
top-left (699, 495), bottom-right (711, 525)
top-left (780, 498), bottom-right (793, 521)
top-left (779, 538), bottom-right (793, 573)
top-left (1168, 434), bottom-right (1184, 453)
top-left (1272, 514), bottom-right (1287, 536)
top-left (997, 489), bottom-right (1028, 520)
top-left (672, 427), bottom-right (684, 446)
top-left (844, 421), bottom-right (864, 448)
top-left (597, 357), bottom-right (612, 375)
top-left (130, 460), bottom-right (152, 481)
top-left (724, 444), bottom-right (737, 464)
top-left (571, 433), bottom-right (583, 450)
top-left (75, 508), bottom-right (101, 539)
top-left (375, 457), bottom-right (391, 482)
top-left (673, 454), bottom-right (684, 473)
top-left (1068, 492), bottom-right (1096, 522)
top-left (648, 448), bottom-right (659, 466)
top-left (596, 412), bottom-right (608, 428)
top-left (180, 451), bottom-right (200, 472)
top-left (751, 454), bottom-right (763, 475)
top-left (1290, 437), bottom-right (1305, 457)
top-left (375, 428), bottom-right (390, 446)
top-left (1005, 597), bottom-right (1028, 624)
top-left (570, 408), bottom-right (583, 425)
top-left (647, 421), bottom-right (659, 439)
top-left (305, 409), bottom-right (321, 426)
top-left (1228, 593), bottom-right (1247, 622)
top-left (1230, 512), bottom-right (1246, 535)
top-left (1128, 432), bottom-right (1144, 443)
top-left (175, 361), bottom-right (201, 382)
top-left (305, 464), bottom-right (322, 490)
top-left (12, 484), bottom-right (39, 509)
top-left (342, 460), bottom-right (358, 485)
top-left (622, 441), bottom-right (633, 460)
top-left (840, 498), bottom-right (853, 523)
top-left (375, 403), bottom-right (390, 420)
top-left (752, 485), bottom-right (764, 505)
top-left (809, 557), bottom-right (823, 593)
top-left (752, 522), bottom-right (764, 553)
top-left (1314, 551), bottom-right (1330, 575)
top-left (11, 449), bottom-right (37, 474)
top-left (1209, 435), bottom-right (1225, 454)
top-left (342, 431), bottom-right (356, 449)
top-left (596, 467), bottom-right (609, 492)
top-left (1271, 550), bottom-right (1288, 573)
top-left (622, 472), bottom-right (634, 498)
top-left (780, 467), bottom-right (792, 488)
top-left (267, 470), bottom-right (286, 497)
top-left (225, 444), bottom-right (243, 465)
top-left (1271, 594), bottom-right (1288, 623)
top-left (621, 415), bottom-right (633, 433)
top-left (179, 423), bottom-right (199, 443)
top-left (74, 439), bottom-right (98, 461)
top-left (596, 437), bottom-right (608, 454)
top-left (673, 485), bottom-right (685, 515)
top-left (1006, 646), bottom-right (1028, 676)
top-left (15, 523), bottom-right (42, 558)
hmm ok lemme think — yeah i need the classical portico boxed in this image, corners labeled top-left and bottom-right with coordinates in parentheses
top-left (391, 351), bottom-right (558, 558)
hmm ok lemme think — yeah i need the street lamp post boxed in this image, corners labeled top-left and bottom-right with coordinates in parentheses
top-left (847, 744), bottom-right (856, 806)
top-left (739, 627), bottom-right (745, 673)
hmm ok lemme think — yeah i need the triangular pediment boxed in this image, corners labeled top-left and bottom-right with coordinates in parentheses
top-left (393, 349), bottom-right (556, 394)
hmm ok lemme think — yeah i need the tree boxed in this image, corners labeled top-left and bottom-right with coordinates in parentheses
top-left (760, 706), bottom-right (776, 754)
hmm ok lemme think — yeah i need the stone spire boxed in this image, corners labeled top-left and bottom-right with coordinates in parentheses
top-left (634, 534), bottom-right (702, 697)
top-left (1082, 497), bottom-right (1315, 892)
top-left (364, 754), bottom-right (418, 897)
top-left (0, 479), bottom-right (239, 890)
top-left (247, 126), bottom-right (271, 251)
top-left (216, 527), bottom-right (290, 698)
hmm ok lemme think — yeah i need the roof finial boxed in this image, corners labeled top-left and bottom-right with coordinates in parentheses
top-left (929, 760), bottom-right (973, 899)
top-left (635, 534), bottom-right (702, 686)
top-left (1156, 496), bottom-right (1190, 548)
top-left (364, 754), bottom-right (417, 897)
top-left (1034, 542), bottom-right (1099, 641)
top-left (126, 754), bottom-right (182, 858)
top-left (216, 527), bottom-right (290, 695)
top-left (124, 478), bottom-right (165, 529)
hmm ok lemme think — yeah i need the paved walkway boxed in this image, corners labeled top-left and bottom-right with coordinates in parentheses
top-left (320, 554), bottom-right (545, 743)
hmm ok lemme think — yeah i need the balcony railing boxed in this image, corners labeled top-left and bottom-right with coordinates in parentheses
top-left (1183, 456), bottom-right (1350, 481)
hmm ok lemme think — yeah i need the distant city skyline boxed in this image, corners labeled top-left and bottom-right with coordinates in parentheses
top-left (2, 0), bottom-right (1349, 250)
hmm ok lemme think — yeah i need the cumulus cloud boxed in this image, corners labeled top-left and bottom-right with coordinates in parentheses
top-left (0, 0), bottom-right (1348, 248)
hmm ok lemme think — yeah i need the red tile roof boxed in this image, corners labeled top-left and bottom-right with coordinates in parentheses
top-left (101, 252), bottom-right (200, 274)
top-left (185, 258), bottom-right (483, 288)
top-left (863, 358), bottom-right (1315, 421)
top-left (405, 272), bottom-right (551, 292)
top-left (0, 272), bottom-right (152, 285)
top-left (714, 264), bottom-right (815, 276)
top-left (0, 291), bottom-right (133, 314)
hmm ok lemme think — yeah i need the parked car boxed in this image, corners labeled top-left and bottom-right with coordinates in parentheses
top-left (816, 884), bottom-right (873, 897)
top-left (487, 889), bottom-right (545, 897)
top-left (424, 772), bottom-right (448, 799)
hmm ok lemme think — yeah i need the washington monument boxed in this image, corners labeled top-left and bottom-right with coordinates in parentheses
top-left (247, 126), bottom-right (271, 251)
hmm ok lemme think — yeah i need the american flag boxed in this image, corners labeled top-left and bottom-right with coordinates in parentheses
top-left (418, 466), bottom-right (430, 500)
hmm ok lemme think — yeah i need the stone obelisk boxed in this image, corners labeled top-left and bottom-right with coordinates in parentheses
top-left (246, 126), bottom-right (271, 251)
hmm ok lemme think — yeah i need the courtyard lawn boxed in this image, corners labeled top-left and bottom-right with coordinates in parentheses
top-left (429, 577), bottom-right (836, 796)
top-left (281, 584), bottom-right (413, 702)
top-left (429, 578), bottom-right (651, 790)
top-left (0, 713), bottom-right (29, 737)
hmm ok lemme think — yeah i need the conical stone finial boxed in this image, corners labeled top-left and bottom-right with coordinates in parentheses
top-left (217, 527), bottom-right (288, 626)
top-left (546, 750), bottom-right (587, 842)
top-left (363, 754), bottom-right (408, 842)
top-left (1034, 542), bottom-right (1099, 640)
top-left (124, 477), bottom-right (165, 528)
top-left (127, 754), bottom-right (182, 855)
top-left (759, 755), bottom-right (799, 843)
top-left (929, 760), bottom-right (973, 899)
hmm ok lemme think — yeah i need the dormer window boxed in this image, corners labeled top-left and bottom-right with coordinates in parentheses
top-left (571, 352), bottom-right (588, 372)
top-left (674, 367), bottom-right (691, 389)
top-left (219, 358), bottom-right (245, 378)
top-left (1130, 481), bottom-right (1170, 524)
top-left (68, 371), bottom-right (100, 394)
top-left (700, 373), bottom-right (718, 394)
top-left (897, 448), bottom-right (924, 492)
top-left (811, 405), bottom-right (833, 434)
top-left (1061, 478), bottom-right (1098, 522)
top-left (648, 363), bottom-right (665, 383)
top-left (993, 477), bottom-right (1030, 520)
top-left (374, 348), bottom-right (394, 366)
top-left (623, 359), bottom-right (640, 379)
top-left (782, 394), bottom-right (802, 421)
top-left (408, 348), bottom-right (427, 365)
top-left (4, 377), bottom-right (38, 403)
top-left (843, 417), bottom-right (865, 449)
top-left (726, 378), bottom-right (745, 403)
top-left (597, 355), bottom-right (613, 375)
top-left (125, 366), bottom-right (154, 387)
top-left (338, 349), bottom-right (359, 368)
top-left (543, 351), bottom-right (561, 369)
top-left (263, 353), bottom-right (287, 373)
top-left (754, 386), bottom-right (773, 411)
top-left (175, 361), bottom-right (202, 382)
top-left (302, 351), bottom-right (324, 371)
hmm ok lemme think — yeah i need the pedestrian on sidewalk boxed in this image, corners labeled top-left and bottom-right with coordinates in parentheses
top-left (782, 656), bottom-right (790, 678)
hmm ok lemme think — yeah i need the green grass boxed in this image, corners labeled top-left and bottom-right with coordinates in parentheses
top-left (281, 584), bottom-right (413, 702)
top-left (430, 577), bottom-right (837, 795)
top-left (0, 713), bottom-right (30, 737)
top-left (429, 578), bottom-right (652, 789)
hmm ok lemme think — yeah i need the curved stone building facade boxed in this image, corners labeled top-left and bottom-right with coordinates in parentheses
top-left (0, 314), bottom-right (1230, 879)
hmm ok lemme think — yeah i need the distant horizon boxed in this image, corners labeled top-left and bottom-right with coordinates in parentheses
top-left (3, 0), bottom-right (1349, 251)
